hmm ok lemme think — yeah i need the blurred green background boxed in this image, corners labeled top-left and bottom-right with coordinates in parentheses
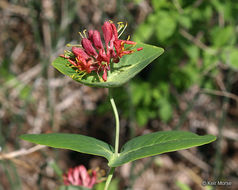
top-left (0, 0), bottom-right (238, 190)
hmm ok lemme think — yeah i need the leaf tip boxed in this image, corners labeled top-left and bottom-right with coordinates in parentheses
top-left (208, 134), bottom-right (217, 142)
top-left (19, 134), bottom-right (33, 142)
top-left (19, 134), bottom-right (26, 140)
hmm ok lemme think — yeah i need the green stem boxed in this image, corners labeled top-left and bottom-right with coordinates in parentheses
top-left (104, 167), bottom-right (115, 190)
top-left (104, 89), bottom-right (120, 190)
top-left (109, 88), bottom-right (120, 155)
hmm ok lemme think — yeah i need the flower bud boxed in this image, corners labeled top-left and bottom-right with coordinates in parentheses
top-left (102, 21), bottom-right (113, 47)
top-left (111, 22), bottom-right (118, 40)
top-left (88, 30), bottom-right (94, 42)
top-left (81, 38), bottom-right (98, 57)
top-left (92, 30), bottom-right (104, 50)
top-left (63, 165), bottom-right (97, 188)
top-left (72, 47), bottom-right (89, 59)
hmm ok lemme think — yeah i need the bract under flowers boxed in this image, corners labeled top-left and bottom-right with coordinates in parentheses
top-left (60, 21), bottom-right (143, 82)
top-left (63, 165), bottom-right (97, 188)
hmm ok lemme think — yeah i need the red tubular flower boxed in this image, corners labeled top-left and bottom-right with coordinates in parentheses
top-left (114, 40), bottom-right (137, 58)
top-left (70, 47), bottom-right (97, 73)
top-left (97, 49), bottom-right (110, 65)
top-left (110, 22), bottom-right (118, 41)
top-left (61, 20), bottom-right (143, 82)
top-left (102, 21), bottom-right (113, 48)
top-left (90, 30), bottom-right (104, 50)
top-left (72, 47), bottom-right (90, 60)
top-left (67, 59), bottom-right (78, 67)
top-left (102, 21), bottom-right (118, 58)
top-left (102, 66), bottom-right (108, 82)
top-left (88, 30), bottom-right (94, 42)
top-left (81, 38), bottom-right (98, 57)
top-left (63, 165), bottom-right (97, 189)
top-left (77, 57), bottom-right (95, 73)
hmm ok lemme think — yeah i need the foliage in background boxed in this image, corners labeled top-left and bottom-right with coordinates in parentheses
top-left (105, 0), bottom-right (238, 126)
top-left (0, 0), bottom-right (238, 189)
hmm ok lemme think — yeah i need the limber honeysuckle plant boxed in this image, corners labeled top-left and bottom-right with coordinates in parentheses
top-left (63, 165), bottom-right (97, 188)
top-left (20, 21), bottom-right (216, 190)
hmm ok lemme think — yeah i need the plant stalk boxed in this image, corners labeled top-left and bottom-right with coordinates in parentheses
top-left (104, 167), bottom-right (115, 190)
top-left (109, 88), bottom-right (120, 155)
top-left (104, 88), bottom-right (120, 190)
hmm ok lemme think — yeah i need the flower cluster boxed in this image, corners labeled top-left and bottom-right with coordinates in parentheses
top-left (63, 165), bottom-right (97, 188)
top-left (60, 21), bottom-right (143, 82)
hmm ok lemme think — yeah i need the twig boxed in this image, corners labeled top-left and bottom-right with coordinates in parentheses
top-left (178, 164), bottom-right (206, 190)
top-left (207, 122), bottom-right (238, 141)
top-left (216, 73), bottom-right (227, 91)
top-left (200, 88), bottom-right (238, 104)
top-left (193, 0), bottom-right (204, 8)
top-left (178, 150), bottom-right (210, 172)
top-left (202, 61), bottom-right (220, 76)
top-left (179, 28), bottom-right (208, 50)
top-left (5, 64), bottom-right (42, 88)
top-left (0, 1), bottom-right (29, 16)
top-left (173, 0), bottom-right (183, 13)
top-left (56, 89), bottom-right (82, 111)
top-left (179, 28), bottom-right (216, 55)
top-left (0, 145), bottom-right (46, 160)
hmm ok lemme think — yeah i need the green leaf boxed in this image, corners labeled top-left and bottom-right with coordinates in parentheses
top-left (52, 43), bottom-right (164, 88)
top-left (229, 48), bottom-right (238, 70)
top-left (59, 185), bottom-right (91, 190)
top-left (136, 109), bottom-right (149, 126)
top-left (133, 23), bottom-right (155, 42)
top-left (155, 11), bottom-right (177, 41)
top-left (158, 98), bottom-right (173, 122)
top-left (108, 131), bottom-right (216, 167)
top-left (20, 132), bottom-right (216, 168)
top-left (20, 133), bottom-right (114, 161)
top-left (210, 26), bottom-right (235, 47)
top-left (176, 181), bottom-right (191, 190)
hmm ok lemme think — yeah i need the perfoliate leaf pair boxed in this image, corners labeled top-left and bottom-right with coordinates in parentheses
top-left (52, 43), bottom-right (164, 87)
top-left (20, 131), bottom-right (216, 167)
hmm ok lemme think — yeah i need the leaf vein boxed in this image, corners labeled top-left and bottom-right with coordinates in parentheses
top-left (120, 137), bottom-right (209, 157)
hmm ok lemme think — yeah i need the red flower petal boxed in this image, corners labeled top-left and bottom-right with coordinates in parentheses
top-left (102, 21), bottom-right (113, 47)
top-left (91, 30), bottom-right (104, 50)
top-left (102, 67), bottom-right (107, 82)
top-left (63, 165), bottom-right (97, 188)
top-left (72, 47), bottom-right (90, 60)
top-left (81, 38), bottom-right (98, 57)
